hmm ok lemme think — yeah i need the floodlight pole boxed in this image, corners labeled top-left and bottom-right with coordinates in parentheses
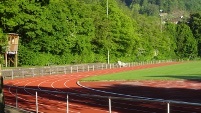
top-left (107, 0), bottom-right (110, 64)
top-left (107, 0), bottom-right (108, 17)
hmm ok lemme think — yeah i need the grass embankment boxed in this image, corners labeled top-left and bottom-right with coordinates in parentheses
top-left (81, 61), bottom-right (201, 81)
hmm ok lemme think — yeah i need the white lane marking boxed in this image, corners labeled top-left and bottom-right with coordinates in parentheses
top-left (77, 81), bottom-right (166, 101)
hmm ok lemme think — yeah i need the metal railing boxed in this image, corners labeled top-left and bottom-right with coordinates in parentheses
top-left (4, 85), bottom-right (201, 113)
top-left (2, 60), bottom-right (174, 79)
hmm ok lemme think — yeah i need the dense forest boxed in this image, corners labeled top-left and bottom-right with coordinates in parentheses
top-left (0, 0), bottom-right (201, 66)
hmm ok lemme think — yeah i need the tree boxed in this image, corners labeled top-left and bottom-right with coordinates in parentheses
top-left (1, 0), bottom-right (200, 66)
top-left (0, 29), bottom-right (6, 113)
top-left (183, 0), bottom-right (201, 12)
top-left (189, 12), bottom-right (201, 57)
top-left (164, 22), bottom-right (177, 58)
top-left (64, 0), bottom-right (95, 63)
top-left (90, 1), bottom-right (109, 62)
top-left (0, 29), bottom-right (7, 64)
top-left (130, 3), bottom-right (140, 17)
top-left (176, 23), bottom-right (198, 59)
top-left (134, 14), bottom-right (173, 60)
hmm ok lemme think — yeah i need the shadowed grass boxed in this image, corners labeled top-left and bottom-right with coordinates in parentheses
top-left (81, 61), bottom-right (201, 81)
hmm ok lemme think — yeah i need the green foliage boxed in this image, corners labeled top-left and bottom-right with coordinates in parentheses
top-left (182, 0), bottom-right (201, 12)
top-left (134, 15), bottom-right (175, 60)
top-left (189, 12), bottom-right (201, 57)
top-left (176, 23), bottom-right (198, 59)
top-left (129, 0), bottom-right (200, 16)
top-left (0, 30), bottom-right (7, 53)
top-left (0, 0), bottom-right (200, 66)
top-left (0, 29), bottom-right (7, 64)
top-left (164, 22), bottom-right (178, 58)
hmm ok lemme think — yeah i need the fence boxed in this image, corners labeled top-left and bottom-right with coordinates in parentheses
top-left (2, 60), bottom-right (174, 79)
top-left (4, 86), bottom-right (201, 113)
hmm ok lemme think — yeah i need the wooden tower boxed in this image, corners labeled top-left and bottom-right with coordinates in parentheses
top-left (5, 33), bottom-right (19, 67)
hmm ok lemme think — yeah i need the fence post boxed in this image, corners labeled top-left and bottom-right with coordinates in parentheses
top-left (77, 66), bottom-right (78, 72)
top-left (0, 73), bottom-right (5, 113)
top-left (70, 67), bottom-right (72, 73)
top-left (109, 97), bottom-right (112, 113)
top-left (167, 102), bottom-right (170, 113)
top-left (36, 91), bottom-right (38, 113)
top-left (67, 94), bottom-right (69, 113)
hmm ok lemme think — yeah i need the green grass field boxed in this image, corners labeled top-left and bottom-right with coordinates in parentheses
top-left (81, 61), bottom-right (201, 81)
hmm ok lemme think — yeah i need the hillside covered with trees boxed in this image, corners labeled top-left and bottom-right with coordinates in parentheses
top-left (122, 0), bottom-right (201, 15)
top-left (0, 0), bottom-right (200, 66)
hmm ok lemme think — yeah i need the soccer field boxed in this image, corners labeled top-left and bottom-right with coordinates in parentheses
top-left (81, 61), bottom-right (201, 81)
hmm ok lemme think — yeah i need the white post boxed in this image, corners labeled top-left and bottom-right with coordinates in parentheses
top-left (107, 0), bottom-right (110, 64)
top-left (93, 65), bottom-right (94, 71)
top-left (36, 91), bottom-right (38, 113)
top-left (77, 66), bottom-right (78, 72)
top-left (167, 102), bottom-right (170, 113)
top-left (67, 94), bottom-right (69, 113)
top-left (88, 65), bottom-right (89, 71)
top-left (71, 67), bottom-right (72, 73)
top-left (107, 50), bottom-right (110, 64)
top-left (64, 67), bottom-right (66, 74)
top-left (109, 97), bottom-right (111, 113)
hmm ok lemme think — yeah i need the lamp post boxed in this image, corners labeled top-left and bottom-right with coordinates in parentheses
top-left (107, 0), bottom-right (110, 64)
top-left (159, 9), bottom-right (163, 33)
top-left (107, 0), bottom-right (108, 17)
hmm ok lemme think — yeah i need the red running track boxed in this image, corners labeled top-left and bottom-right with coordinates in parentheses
top-left (4, 62), bottom-right (201, 113)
